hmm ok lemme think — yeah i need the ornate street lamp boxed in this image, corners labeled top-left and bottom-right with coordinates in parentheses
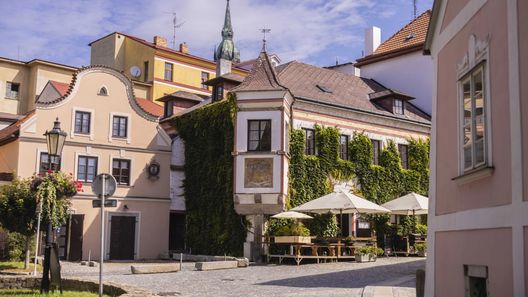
top-left (41, 117), bottom-right (66, 293)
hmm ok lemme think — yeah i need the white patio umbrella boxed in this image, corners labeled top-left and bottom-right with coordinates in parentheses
top-left (381, 192), bottom-right (428, 216)
top-left (291, 190), bottom-right (390, 237)
top-left (271, 211), bottom-right (313, 219)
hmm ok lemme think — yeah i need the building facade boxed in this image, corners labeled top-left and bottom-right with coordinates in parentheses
top-left (0, 57), bottom-right (77, 115)
top-left (89, 30), bottom-right (247, 102)
top-left (0, 66), bottom-right (171, 261)
top-left (331, 11), bottom-right (433, 115)
top-left (424, 0), bottom-right (527, 295)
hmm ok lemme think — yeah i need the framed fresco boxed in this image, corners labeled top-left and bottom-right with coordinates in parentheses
top-left (244, 158), bottom-right (273, 188)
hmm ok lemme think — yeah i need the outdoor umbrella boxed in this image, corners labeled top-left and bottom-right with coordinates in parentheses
top-left (271, 211), bottom-right (313, 219)
top-left (381, 192), bottom-right (428, 216)
top-left (291, 189), bottom-right (390, 237)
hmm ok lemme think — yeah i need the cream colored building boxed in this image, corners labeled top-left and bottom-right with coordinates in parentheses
top-left (0, 57), bottom-right (77, 115)
top-left (0, 65), bottom-right (170, 261)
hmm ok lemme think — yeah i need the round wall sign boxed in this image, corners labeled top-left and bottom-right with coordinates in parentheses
top-left (148, 161), bottom-right (160, 179)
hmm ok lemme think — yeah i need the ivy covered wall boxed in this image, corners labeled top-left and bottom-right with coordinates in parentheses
top-left (172, 95), bottom-right (247, 256)
top-left (289, 125), bottom-right (429, 242)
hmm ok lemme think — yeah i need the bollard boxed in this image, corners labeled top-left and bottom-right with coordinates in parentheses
top-left (180, 253), bottom-right (183, 271)
top-left (416, 269), bottom-right (425, 297)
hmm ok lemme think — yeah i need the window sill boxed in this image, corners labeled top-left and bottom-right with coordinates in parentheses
top-left (4, 97), bottom-right (19, 101)
top-left (452, 166), bottom-right (494, 185)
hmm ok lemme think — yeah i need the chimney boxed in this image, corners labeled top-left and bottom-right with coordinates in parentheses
top-left (153, 36), bottom-right (167, 47)
top-left (179, 42), bottom-right (189, 54)
top-left (364, 27), bottom-right (381, 56)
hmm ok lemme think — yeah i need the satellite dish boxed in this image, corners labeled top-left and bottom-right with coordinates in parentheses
top-left (130, 66), bottom-right (141, 78)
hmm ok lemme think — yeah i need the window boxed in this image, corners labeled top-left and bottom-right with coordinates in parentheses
top-left (398, 144), bottom-right (409, 169)
top-left (464, 265), bottom-right (488, 297)
top-left (304, 128), bottom-right (316, 155)
top-left (74, 111), bottom-right (91, 134)
top-left (213, 85), bottom-right (224, 102)
top-left (144, 61), bottom-right (149, 82)
top-left (164, 62), bottom-right (173, 81)
top-left (5, 82), bottom-right (20, 99)
top-left (164, 101), bottom-right (174, 118)
top-left (112, 116), bottom-right (128, 138)
top-left (112, 159), bottom-right (131, 185)
top-left (371, 139), bottom-right (381, 165)
top-left (316, 84), bottom-right (332, 93)
top-left (201, 72), bottom-right (210, 89)
top-left (393, 99), bottom-right (404, 115)
top-left (39, 152), bottom-right (60, 174)
top-left (98, 87), bottom-right (108, 96)
top-left (339, 135), bottom-right (349, 160)
top-left (247, 120), bottom-right (271, 151)
top-left (77, 156), bottom-right (97, 183)
top-left (461, 65), bottom-right (486, 172)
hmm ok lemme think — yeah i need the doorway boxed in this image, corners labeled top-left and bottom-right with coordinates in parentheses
top-left (109, 215), bottom-right (137, 260)
top-left (169, 212), bottom-right (185, 252)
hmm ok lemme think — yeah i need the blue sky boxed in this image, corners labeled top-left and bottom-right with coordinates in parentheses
top-left (0, 0), bottom-right (433, 68)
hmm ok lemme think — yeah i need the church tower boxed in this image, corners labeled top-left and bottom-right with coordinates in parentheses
top-left (214, 0), bottom-right (240, 77)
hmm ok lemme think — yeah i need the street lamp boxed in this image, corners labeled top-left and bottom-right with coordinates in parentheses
top-left (40, 117), bottom-right (67, 293)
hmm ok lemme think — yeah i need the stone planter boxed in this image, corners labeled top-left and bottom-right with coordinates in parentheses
top-left (274, 236), bottom-right (311, 244)
top-left (417, 250), bottom-right (427, 257)
top-left (355, 253), bottom-right (371, 263)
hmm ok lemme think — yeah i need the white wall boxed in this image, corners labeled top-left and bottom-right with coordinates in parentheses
top-left (170, 136), bottom-right (185, 211)
top-left (357, 51), bottom-right (433, 115)
top-left (236, 110), bottom-right (283, 152)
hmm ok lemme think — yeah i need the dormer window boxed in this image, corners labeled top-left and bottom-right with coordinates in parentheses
top-left (98, 86), bottom-right (108, 96)
top-left (317, 85), bottom-right (332, 93)
top-left (394, 99), bottom-right (404, 115)
top-left (404, 33), bottom-right (415, 42)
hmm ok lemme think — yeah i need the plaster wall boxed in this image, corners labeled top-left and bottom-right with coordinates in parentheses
top-left (90, 33), bottom-right (125, 71)
top-left (0, 140), bottom-right (19, 174)
top-left (236, 110), bottom-right (283, 152)
top-left (170, 136), bottom-right (185, 211)
top-left (434, 228), bottom-right (513, 297)
top-left (440, 0), bottom-right (471, 32)
top-left (435, 0), bottom-right (511, 215)
top-left (519, 0), bottom-right (528, 201)
top-left (0, 61), bottom-right (27, 114)
top-left (359, 51), bottom-right (433, 115)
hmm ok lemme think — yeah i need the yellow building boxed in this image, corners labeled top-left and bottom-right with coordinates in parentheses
top-left (0, 57), bottom-right (77, 115)
top-left (89, 33), bottom-right (248, 103)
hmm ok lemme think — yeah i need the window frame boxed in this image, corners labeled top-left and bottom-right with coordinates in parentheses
top-left (143, 61), bottom-right (149, 82)
top-left (398, 144), bottom-right (409, 169)
top-left (339, 134), bottom-right (349, 160)
top-left (112, 115), bottom-right (128, 138)
top-left (458, 62), bottom-right (489, 173)
top-left (247, 119), bottom-right (272, 152)
top-left (303, 128), bottom-right (316, 155)
top-left (164, 62), bottom-right (173, 81)
top-left (76, 155), bottom-right (98, 183)
top-left (74, 111), bottom-right (91, 134)
top-left (38, 152), bottom-right (61, 174)
top-left (5, 81), bottom-right (20, 100)
top-left (393, 99), bottom-right (404, 115)
top-left (112, 158), bottom-right (131, 186)
top-left (371, 139), bottom-right (381, 165)
top-left (201, 71), bottom-right (210, 89)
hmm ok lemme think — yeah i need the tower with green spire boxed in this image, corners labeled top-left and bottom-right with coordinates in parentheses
top-left (215, 0), bottom-right (240, 76)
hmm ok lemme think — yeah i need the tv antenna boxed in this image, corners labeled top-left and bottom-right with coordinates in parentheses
top-left (166, 12), bottom-right (185, 49)
top-left (413, 0), bottom-right (417, 19)
top-left (260, 28), bottom-right (271, 51)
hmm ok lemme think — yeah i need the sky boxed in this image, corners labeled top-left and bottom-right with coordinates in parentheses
top-left (0, 0), bottom-right (433, 68)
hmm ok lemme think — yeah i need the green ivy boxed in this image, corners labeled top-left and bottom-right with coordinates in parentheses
top-left (288, 127), bottom-right (429, 245)
top-left (172, 94), bottom-right (248, 256)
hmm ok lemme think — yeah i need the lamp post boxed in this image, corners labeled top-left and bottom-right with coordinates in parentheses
top-left (41, 118), bottom-right (66, 293)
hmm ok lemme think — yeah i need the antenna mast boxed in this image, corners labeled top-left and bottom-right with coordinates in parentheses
top-left (260, 28), bottom-right (271, 51)
top-left (167, 12), bottom-right (185, 49)
top-left (413, 0), bottom-right (417, 19)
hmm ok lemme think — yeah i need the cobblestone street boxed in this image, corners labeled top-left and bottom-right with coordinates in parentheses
top-left (62, 257), bottom-right (424, 296)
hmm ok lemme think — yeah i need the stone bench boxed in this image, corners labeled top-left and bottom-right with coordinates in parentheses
top-left (195, 261), bottom-right (238, 271)
top-left (131, 264), bottom-right (180, 274)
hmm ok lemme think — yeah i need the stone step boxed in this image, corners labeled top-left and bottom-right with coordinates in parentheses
top-left (131, 264), bottom-right (180, 274)
top-left (195, 261), bottom-right (239, 271)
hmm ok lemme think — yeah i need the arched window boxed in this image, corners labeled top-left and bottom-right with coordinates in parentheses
top-left (98, 86), bottom-right (108, 96)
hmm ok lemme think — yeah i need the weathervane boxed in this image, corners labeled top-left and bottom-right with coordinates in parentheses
top-left (260, 28), bottom-right (271, 51)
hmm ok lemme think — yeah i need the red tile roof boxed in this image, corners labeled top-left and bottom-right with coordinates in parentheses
top-left (49, 80), bottom-right (70, 96)
top-left (136, 97), bottom-right (164, 117)
top-left (0, 110), bottom-right (35, 145)
top-left (356, 10), bottom-right (431, 66)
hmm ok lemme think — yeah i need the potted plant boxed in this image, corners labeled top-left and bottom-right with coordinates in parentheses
top-left (369, 247), bottom-right (384, 262)
top-left (274, 221), bottom-right (311, 244)
top-left (415, 242), bottom-right (427, 257)
top-left (354, 247), bottom-right (371, 263)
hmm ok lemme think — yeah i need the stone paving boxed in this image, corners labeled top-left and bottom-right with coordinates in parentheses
top-left (61, 257), bottom-right (424, 297)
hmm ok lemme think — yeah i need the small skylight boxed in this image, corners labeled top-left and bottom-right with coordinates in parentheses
top-left (404, 33), bottom-right (416, 42)
top-left (317, 85), bottom-right (332, 93)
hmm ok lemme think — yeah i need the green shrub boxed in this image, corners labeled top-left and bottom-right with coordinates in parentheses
top-left (307, 213), bottom-right (339, 238)
top-left (5, 232), bottom-right (33, 262)
top-left (415, 242), bottom-right (427, 252)
top-left (271, 221), bottom-right (310, 236)
top-left (415, 223), bottom-right (428, 235)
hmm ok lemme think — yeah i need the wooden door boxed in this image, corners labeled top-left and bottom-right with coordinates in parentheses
top-left (68, 214), bottom-right (84, 261)
top-left (109, 215), bottom-right (136, 260)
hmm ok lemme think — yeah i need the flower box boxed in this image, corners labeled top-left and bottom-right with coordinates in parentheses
top-left (274, 236), bottom-right (311, 244)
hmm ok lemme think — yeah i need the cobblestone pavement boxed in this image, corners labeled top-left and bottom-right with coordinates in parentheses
top-left (61, 257), bottom-right (424, 297)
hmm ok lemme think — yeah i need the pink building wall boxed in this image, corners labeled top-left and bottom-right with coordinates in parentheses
top-left (435, 228), bottom-right (513, 297)
top-left (519, 0), bottom-right (528, 202)
top-left (435, 0), bottom-right (511, 215)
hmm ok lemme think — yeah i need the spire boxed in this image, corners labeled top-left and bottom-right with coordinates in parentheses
top-left (216, 0), bottom-right (240, 63)
top-left (222, 0), bottom-right (233, 40)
